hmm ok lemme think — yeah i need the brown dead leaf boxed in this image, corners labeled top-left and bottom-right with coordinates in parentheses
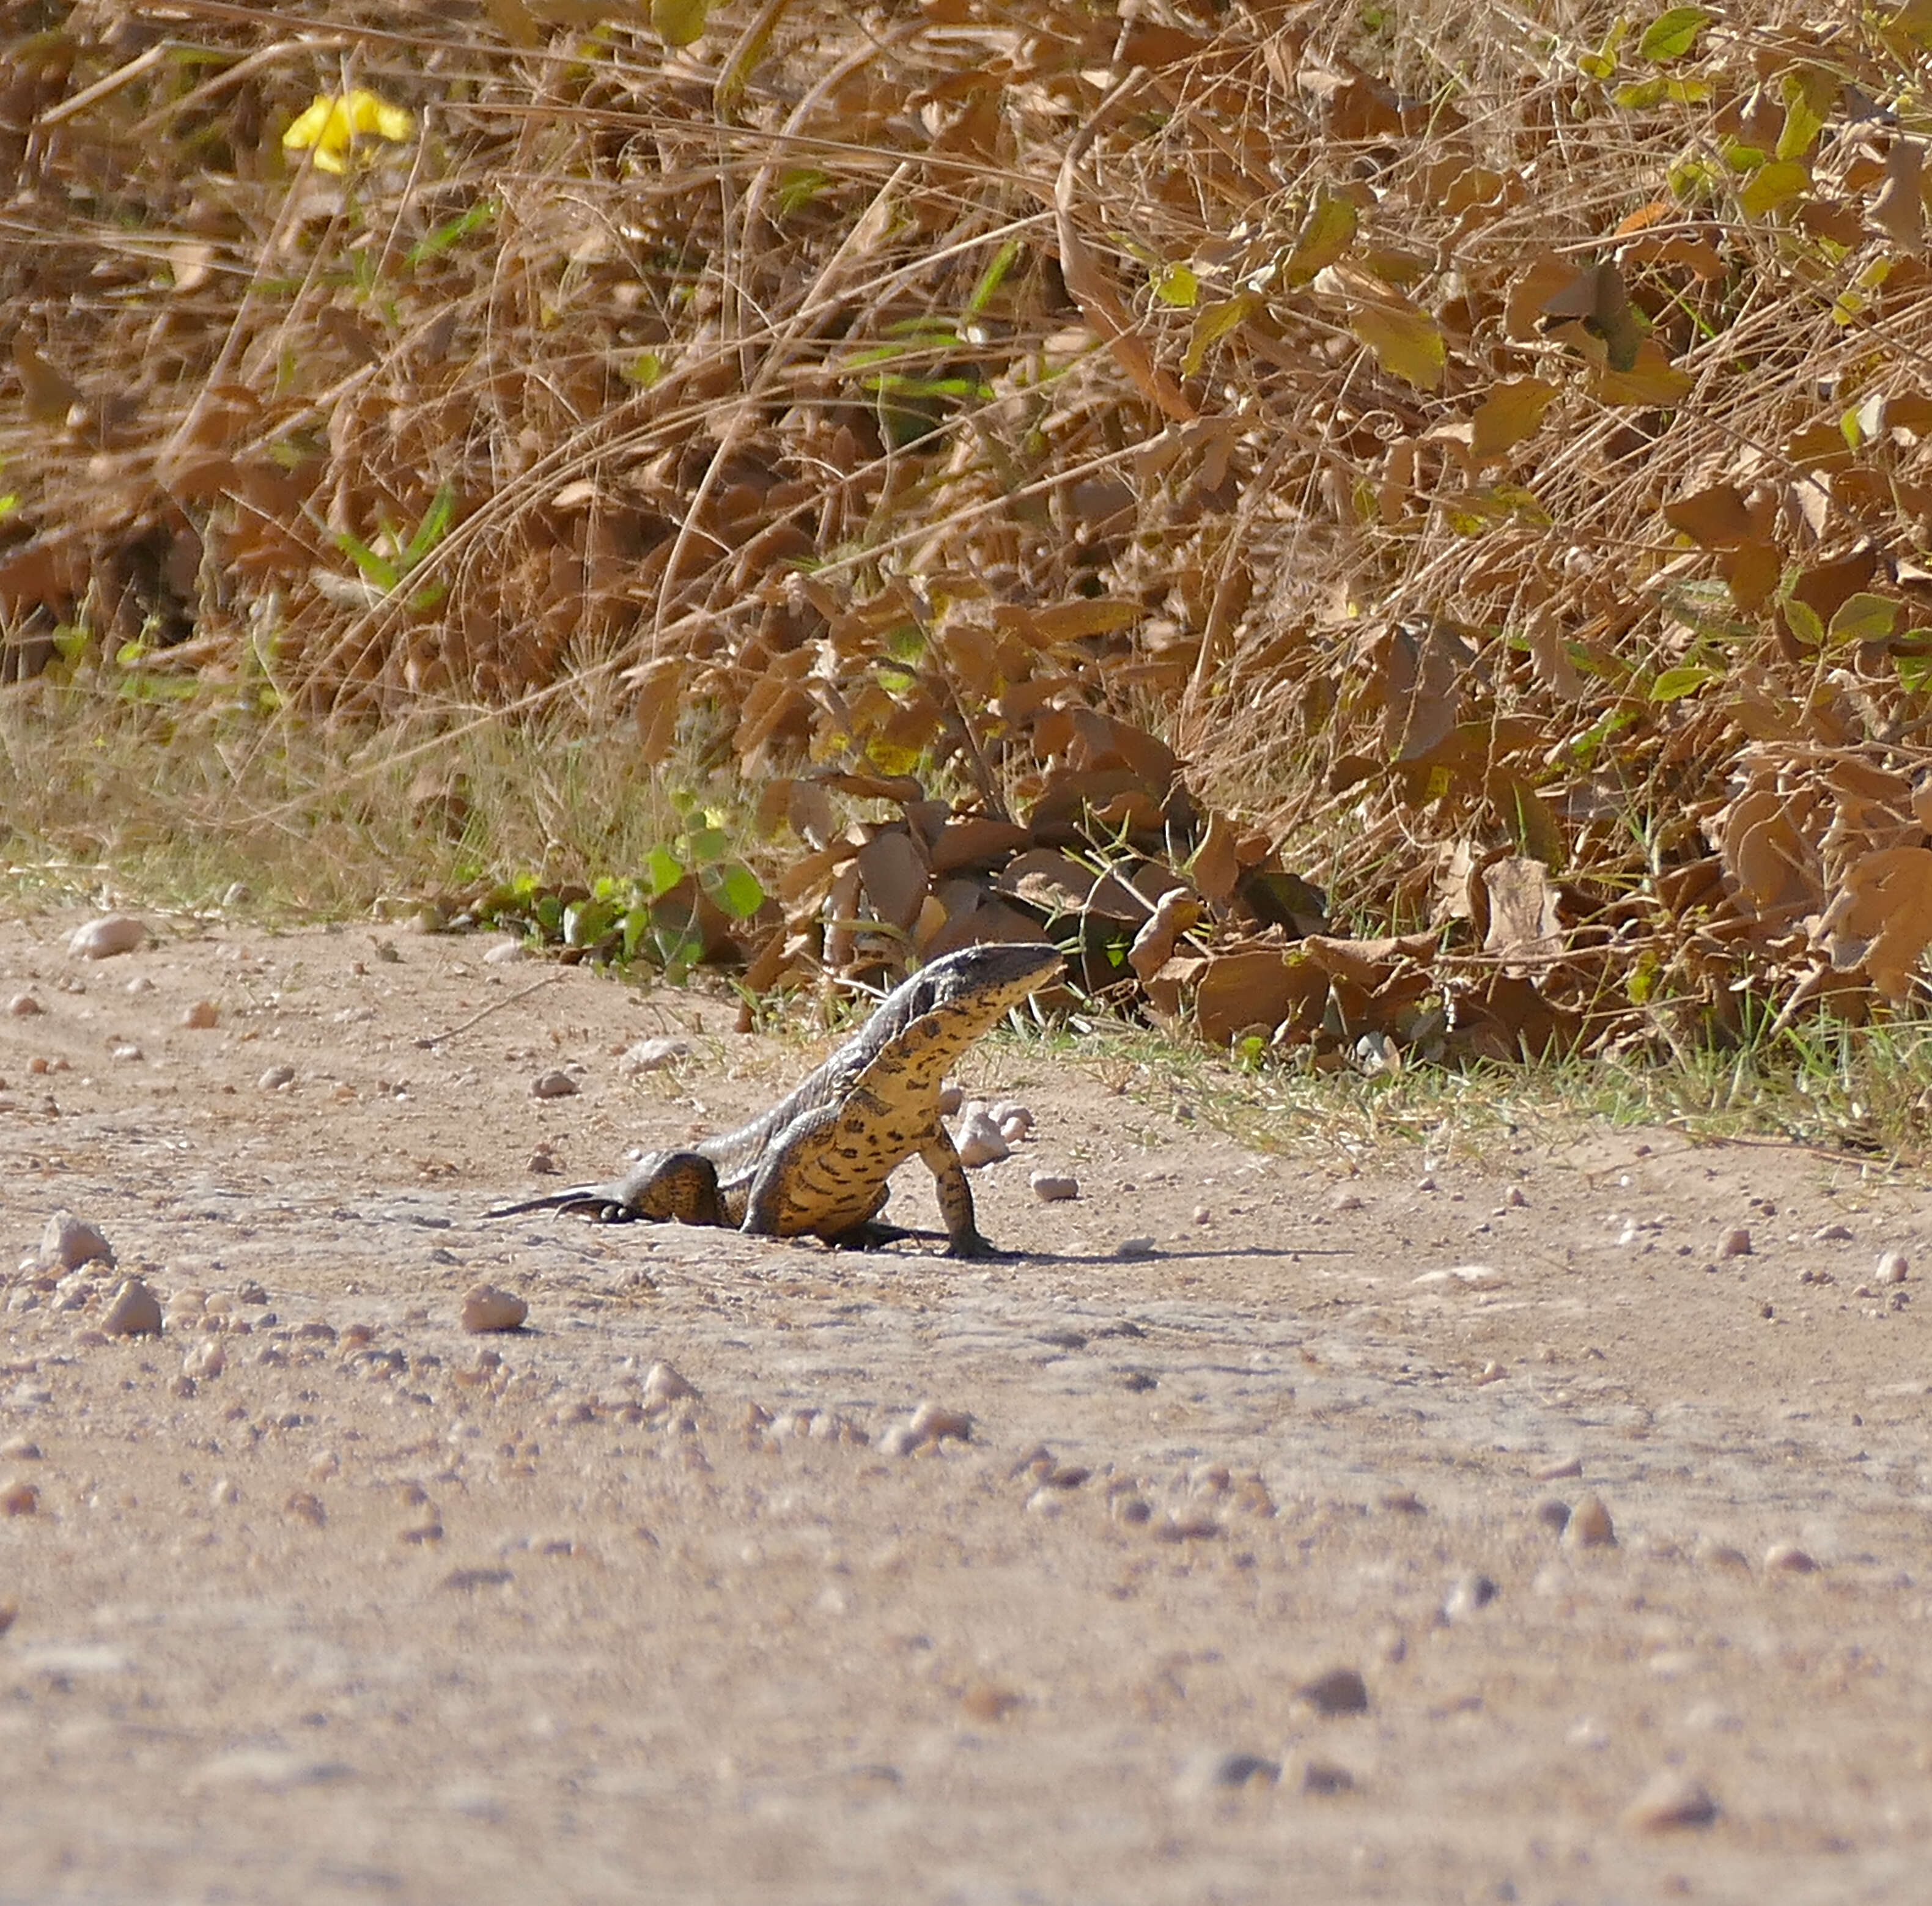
top-left (1480, 856), bottom-right (1563, 965)
top-left (1716, 785), bottom-right (1821, 913)
top-left (1382, 617), bottom-right (1475, 762)
top-left (1469, 378), bottom-right (1558, 460)
top-left (1524, 604), bottom-right (1587, 699)
top-left (1871, 139), bottom-right (1925, 251)
top-left (929, 816), bottom-right (1033, 874)
top-left (633, 657), bottom-right (682, 767)
top-left (1723, 539), bottom-right (1782, 611)
top-left (1816, 846), bottom-right (1932, 999)
top-left (1191, 809), bottom-right (1242, 905)
top-left (1195, 949), bottom-right (1322, 1046)
top-left (1129, 888), bottom-right (1204, 981)
top-left (856, 831), bottom-right (929, 930)
top-left (1664, 484), bottom-right (1753, 549)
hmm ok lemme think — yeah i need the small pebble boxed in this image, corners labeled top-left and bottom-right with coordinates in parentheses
top-left (1536, 1498), bottom-right (1572, 1534)
top-left (1329, 1188), bottom-right (1365, 1212)
top-left (1695, 1537), bottom-right (1751, 1570)
top-left (6, 992), bottom-right (43, 1017)
top-left (1118, 1235), bottom-right (1159, 1259)
top-left (641, 1361), bottom-right (698, 1406)
top-left (1876, 1251), bottom-right (1909, 1285)
top-left (619, 1037), bottom-right (690, 1075)
top-left (461, 1286), bottom-right (528, 1333)
top-left (1812, 1223), bottom-right (1853, 1243)
top-left (182, 999), bottom-right (219, 1029)
top-left (1, 1479), bottom-right (39, 1516)
top-left (67, 914), bottom-right (148, 959)
top-left (482, 940), bottom-right (525, 965)
top-left (1473, 1360), bottom-right (1504, 1385)
top-left (221, 881), bottom-right (252, 909)
top-left (1030, 1172), bottom-right (1080, 1202)
top-left (908, 1400), bottom-right (972, 1443)
top-left (102, 1278), bottom-right (163, 1338)
top-left (39, 1210), bottom-right (114, 1271)
top-left (530, 1069), bottom-right (579, 1099)
top-left (1717, 1226), bottom-right (1751, 1259)
top-left (1442, 1573), bottom-right (1499, 1621)
top-left (1300, 1758), bottom-right (1355, 1795)
top-left (257, 1064), bottom-right (295, 1092)
top-left (937, 1083), bottom-right (964, 1116)
top-left (109, 1043), bottom-right (142, 1064)
top-left (209, 1477), bottom-right (240, 1507)
top-left (958, 1682), bottom-right (1022, 1723)
top-left (1535, 1455), bottom-right (1584, 1481)
top-left (1176, 1750), bottom-right (1279, 1797)
top-left (1624, 1771), bottom-right (1719, 1832)
top-left (183, 1341), bottom-right (226, 1380)
top-left (1297, 1666), bottom-right (1369, 1715)
top-left (956, 1105), bottom-right (1009, 1168)
top-left (1763, 1542), bottom-right (1818, 1573)
top-left (1564, 1494), bottom-right (1616, 1548)
top-left (1503, 1185), bottom-right (1527, 1207)
top-left (0, 1438), bottom-right (42, 1461)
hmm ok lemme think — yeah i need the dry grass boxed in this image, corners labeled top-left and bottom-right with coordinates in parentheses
top-left (8, 0), bottom-right (1932, 1057)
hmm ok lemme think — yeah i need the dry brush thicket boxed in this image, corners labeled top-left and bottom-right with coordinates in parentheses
top-left (7, 0), bottom-right (1932, 1061)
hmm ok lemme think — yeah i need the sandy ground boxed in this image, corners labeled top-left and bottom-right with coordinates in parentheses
top-left (1, 909), bottom-right (1930, 1906)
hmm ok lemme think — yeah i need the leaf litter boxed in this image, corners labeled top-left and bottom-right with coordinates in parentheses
top-left (9, 2), bottom-right (1932, 1070)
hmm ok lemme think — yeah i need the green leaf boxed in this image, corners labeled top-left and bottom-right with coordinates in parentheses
top-left (1894, 646), bottom-right (1932, 693)
top-left (1152, 262), bottom-right (1200, 308)
top-left (642, 844), bottom-right (685, 898)
top-left (775, 168), bottom-right (829, 217)
top-left (965, 240), bottom-right (1020, 316)
top-left (1777, 66), bottom-right (1834, 161)
top-left (651, 0), bottom-right (713, 46)
top-left (1738, 158), bottom-right (1809, 216)
top-left (562, 898), bottom-right (618, 948)
top-left (403, 482), bottom-right (454, 565)
top-left (1281, 194), bottom-right (1358, 286)
top-left (683, 825), bottom-right (731, 864)
top-left (1181, 292), bottom-right (1260, 377)
top-left (1650, 664), bottom-right (1720, 701)
top-left (1576, 16), bottom-right (1628, 78)
top-left (1782, 594), bottom-right (1824, 646)
top-left (1828, 593), bottom-right (1900, 642)
top-left (405, 199), bottom-right (496, 267)
top-left (1638, 7), bottom-right (1711, 61)
top-left (333, 526), bottom-right (398, 591)
top-left (701, 861), bottom-right (765, 920)
top-left (1346, 296), bottom-right (1445, 391)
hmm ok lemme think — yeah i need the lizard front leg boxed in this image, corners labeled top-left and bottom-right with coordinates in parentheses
top-left (918, 1124), bottom-right (1009, 1259)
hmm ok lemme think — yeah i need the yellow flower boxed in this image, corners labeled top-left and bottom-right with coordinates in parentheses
top-left (282, 89), bottom-right (413, 175)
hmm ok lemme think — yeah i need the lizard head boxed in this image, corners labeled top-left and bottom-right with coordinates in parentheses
top-left (909, 940), bottom-right (1064, 1032)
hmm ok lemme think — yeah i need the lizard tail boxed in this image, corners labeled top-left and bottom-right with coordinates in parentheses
top-left (484, 1183), bottom-right (634, 1221)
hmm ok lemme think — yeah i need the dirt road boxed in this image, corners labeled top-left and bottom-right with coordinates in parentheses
top-left (2, 911), bottom-right (1928, 1904)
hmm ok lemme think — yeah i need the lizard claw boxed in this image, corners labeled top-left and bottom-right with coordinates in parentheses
top-left (945, 1233), bottom-right (1016, 1260)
